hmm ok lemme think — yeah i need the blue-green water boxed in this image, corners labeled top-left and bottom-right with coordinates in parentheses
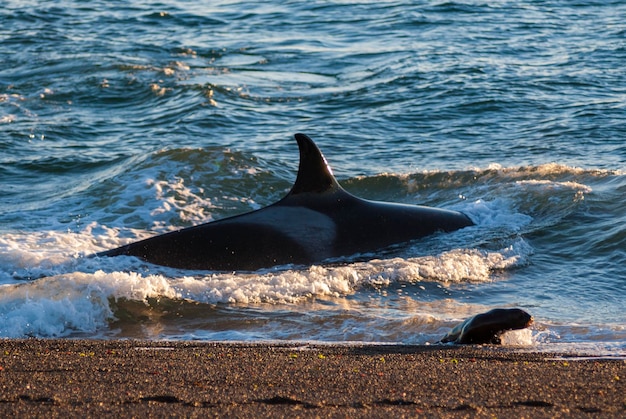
top-left (1, 1), bottom-right (625, 354)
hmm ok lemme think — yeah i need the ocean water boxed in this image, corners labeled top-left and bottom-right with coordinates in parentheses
top-left (1, 1), bottom-right (625, 355)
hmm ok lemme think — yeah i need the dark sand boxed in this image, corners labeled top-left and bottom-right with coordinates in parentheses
top-left (0, 340), bottom-right (624, 418)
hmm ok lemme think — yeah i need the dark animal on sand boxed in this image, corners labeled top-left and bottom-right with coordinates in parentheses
top-left (439, 308), bottom-right (534, 345)
top-left (97, 133), bottom-right (474, 271)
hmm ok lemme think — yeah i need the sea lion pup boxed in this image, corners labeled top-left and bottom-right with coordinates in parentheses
top-left (439, 308), bottom-right (533, 344)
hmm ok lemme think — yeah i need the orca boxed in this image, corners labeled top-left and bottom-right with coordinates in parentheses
top-left (96, 133), bottom-right (474, 271)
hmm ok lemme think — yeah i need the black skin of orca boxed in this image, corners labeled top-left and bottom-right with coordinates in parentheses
top-left (439, 308), bottom-right (534, 345)
top-left (96, 133), bottom-right (474, 271)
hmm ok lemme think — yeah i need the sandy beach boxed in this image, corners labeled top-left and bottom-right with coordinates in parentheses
top-left (0, 339), bottom-right (623, 417)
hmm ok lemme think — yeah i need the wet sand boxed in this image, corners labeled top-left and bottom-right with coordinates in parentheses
top-left (0, 339), bottom-right (624, 417)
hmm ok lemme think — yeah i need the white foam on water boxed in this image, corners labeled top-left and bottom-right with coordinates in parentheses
top-left (463, 198), bottom-right (533, 231)
top-left (0, 271), bottom-right (176, 338)
top-left (500, 328), bottom-right (535, 346)
top-left (146, 176), bottom-right (218, 230)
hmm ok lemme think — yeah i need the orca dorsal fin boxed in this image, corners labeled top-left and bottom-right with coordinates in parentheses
top-left (288, 133), bottom-right (343, 195)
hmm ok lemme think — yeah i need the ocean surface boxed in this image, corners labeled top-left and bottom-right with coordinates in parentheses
top-left (1, 1), bottom-right (625, 355)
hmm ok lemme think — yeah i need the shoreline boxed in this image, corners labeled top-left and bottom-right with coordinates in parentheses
top-left (0, 339), bottom-right (624, 417)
